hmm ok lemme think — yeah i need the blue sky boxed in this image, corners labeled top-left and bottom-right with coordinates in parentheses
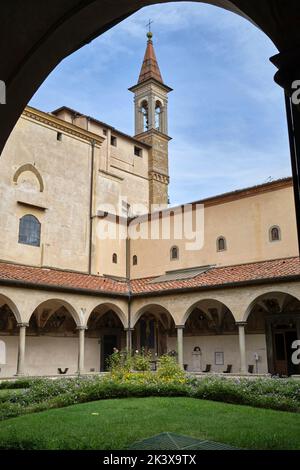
top-left (30, 2), bottom-right (292, 206)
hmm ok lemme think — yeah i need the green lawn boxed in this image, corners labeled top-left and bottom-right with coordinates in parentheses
top-left (0, 397), bottom-right (299, 450)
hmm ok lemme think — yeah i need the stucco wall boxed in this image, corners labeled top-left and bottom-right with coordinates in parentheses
top-left (130, 185), bottom-right (298, 279)
top-left (0, 114), bottom-right (93, 272)
top-left (167, 334), bottom-right (268, 374)
top-left (0, 335), bottom-right (101, 377)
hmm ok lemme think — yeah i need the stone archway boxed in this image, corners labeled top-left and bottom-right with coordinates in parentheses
top-left (26, 299), bottom-right (80, 376)
top-left (133, 304), bottom-right (175, 366)
top-left (1, 1), bottom-right (299, 157)
top-left (246, 291), bottom-right (300, 376)
top-left (0, 294), bottom-right (21, 377)
top-left (182, 299), bottom-right (238, 373)
top-left (86, 304), bottom-right (127, 372)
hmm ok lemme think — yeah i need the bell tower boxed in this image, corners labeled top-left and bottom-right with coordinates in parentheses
top-left (129, 31), bottom-right (172, 208)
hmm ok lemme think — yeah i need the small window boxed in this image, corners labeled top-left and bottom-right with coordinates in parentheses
top-left (111, 135), bottom-right (117, 147)
top-left (134, 146), bottom-right (143, 157)
top-left (170, 246), bottom-right (179, 260)
top-left (217, 237), bottom-right (227, 252)
top-left (103, 129), bottom-right (107, 136)
top-left (18, 214), bottom-right (41, 247)
top-left (112, 253), bottom-right (118, 264)
top-left (133, 255), bottom-right (138, 266)
top-left (57, 132), bottom-right (62, 141)
top-left (270, 226), bottom-right (281, 242)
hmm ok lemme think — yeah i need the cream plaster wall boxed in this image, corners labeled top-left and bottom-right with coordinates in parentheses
top-left (130, 185), bottom-right (298, 279)
top-left (167, 333), bottom-right (268, 374)
top-left (0, 114), bottom-right (93, 272)
top-left (0, 335), bottom-right (101, 377)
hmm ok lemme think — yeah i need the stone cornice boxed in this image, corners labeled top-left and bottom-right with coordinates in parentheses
top-left (23, 106), bottom-right (105, 145)
top-left (149, 171), bottom-right (170, 185)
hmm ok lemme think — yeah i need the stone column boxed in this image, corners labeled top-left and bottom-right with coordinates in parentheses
top-left (77, 326), bottom-right (86, 375)
top-left (125, 328), bottom-right (134, 354)
top-left (236, 322), bottom-right (247, 375)
top-left (176, 325), bottom-right (184, 370)
top-left (16, 323), bottom-right (28, 376)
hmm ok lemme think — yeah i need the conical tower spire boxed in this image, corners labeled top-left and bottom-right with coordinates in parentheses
top-left (138, 31), bottom-right (164, 84)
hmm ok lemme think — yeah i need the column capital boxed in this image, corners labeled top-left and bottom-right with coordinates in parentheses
top-left (175, 325), bottom-right (185, 330)
top-left (76, 325), bottom-right (87, 331)
top-left (236, 321), bottom-right (247, 327)
top-left (17, 322), bottom-right (29, 328)
top-left (271, 49), bottom-right (300, 91)
top-left (124, 328), bottom-right (135, 332)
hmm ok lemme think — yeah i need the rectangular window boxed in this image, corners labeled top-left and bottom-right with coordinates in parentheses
top-left (57, 132), bottom-right (62, 141)
top-left (111, 135), bottom-right (117, 147)
top-left (103, 129), bottom-right (107, 136)
top-left (134, 146), bottom-right (143, 157)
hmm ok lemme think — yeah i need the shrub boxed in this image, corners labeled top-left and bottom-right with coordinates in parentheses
top-left (132, 349), bottom-right (152, 372)
top-left (0, 374), bottom-right (299, 421)
top-left (0, 378), bottom-right (33, 390)
top-left (157, 354), bottom-right (186, 382)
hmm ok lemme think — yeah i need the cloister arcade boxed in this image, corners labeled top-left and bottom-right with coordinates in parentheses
top-left (0, 282), bottom-right (300, 377)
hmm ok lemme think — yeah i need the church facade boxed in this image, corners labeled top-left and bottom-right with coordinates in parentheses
top-left (0, 33), bottom-right (300, 378)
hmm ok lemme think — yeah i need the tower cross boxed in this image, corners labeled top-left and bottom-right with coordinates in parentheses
top-left (146, 19), bottom-right (153, 33)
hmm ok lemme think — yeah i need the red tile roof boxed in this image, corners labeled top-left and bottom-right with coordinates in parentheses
top-left (0, 262), bottom-right (128, 295)
top-left (0, 258), bottom-right (300, 297)
top-left (131, 257), bottom-right (300, 295)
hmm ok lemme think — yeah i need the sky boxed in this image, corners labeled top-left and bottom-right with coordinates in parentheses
top-left (29, 2), bottom-right (292, 206)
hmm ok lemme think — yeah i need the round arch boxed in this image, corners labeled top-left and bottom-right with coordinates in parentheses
top-left (86, 302), bottom-right (127, 329)
top-left (0, 293), bottom-right (21, 324)
top-left (243, 290), bottom-right (300, 322)
top-left (131, 303), bottom-right (175, 328)
top-left (182, 297), bottom-right (235, 326)
top-left (29, 298), bottom-right (81, 327)
top-left (13, 163), bottom-right (44, 192)
top-left (3, 0), bottom-right (298, 157)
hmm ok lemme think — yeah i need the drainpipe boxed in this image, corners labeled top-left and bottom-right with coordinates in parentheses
top-left (88, 140), bottom-right (96, 274)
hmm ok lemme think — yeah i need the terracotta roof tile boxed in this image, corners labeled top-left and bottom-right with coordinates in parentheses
top-left (0, 258), bottom-right (299, 297)
top-left (130, 257), bottom-right (300, 294)
top-left (0, 263), bottom-right (128, 295)
top-left (138, 37), bottom-right (163, 84)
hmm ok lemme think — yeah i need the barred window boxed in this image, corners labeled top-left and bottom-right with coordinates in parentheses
top-left (18, 215), bottom-right (41, 247)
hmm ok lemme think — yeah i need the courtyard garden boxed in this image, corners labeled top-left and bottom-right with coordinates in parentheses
top-left (0, 352), bottom-right (299, 449)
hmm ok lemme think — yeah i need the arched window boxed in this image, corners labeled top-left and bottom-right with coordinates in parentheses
top-left (112, 253), bottom-right (118, 264)
top-left (133, 255), bottom-right (138, 266)
top-left (141, 100), bottom-right (149, 132)
top-left (155, 100), bottom-right (162, 131)
top-left (217, 236), bottom-right (227, 252)
top-left (170, 246), bottom-right (179, 260)
top-left (18, 214), bottom-right (41, 247)
top-left (270, 226), bottom-right (281, 242)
